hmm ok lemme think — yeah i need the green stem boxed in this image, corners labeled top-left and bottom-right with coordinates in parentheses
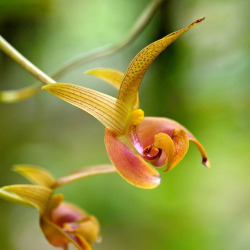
top-left (0, 83), bottom-right (41, 103)
top-left (0, 0), bottom-right (164, 102)
top-left (53, 0), bottom-right (164, 79)
top-left (0, 35), bottom-right (56, 85)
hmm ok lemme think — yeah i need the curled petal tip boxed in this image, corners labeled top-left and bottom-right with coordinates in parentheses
top-left (202, 158), bottom-right (211, 168)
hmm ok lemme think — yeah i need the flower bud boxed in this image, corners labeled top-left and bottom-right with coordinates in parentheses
top-left (41, 200), bottom-right (100, 249)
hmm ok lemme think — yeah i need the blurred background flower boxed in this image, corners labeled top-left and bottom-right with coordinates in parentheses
top-left (0, 0), bottom-right (249, 249)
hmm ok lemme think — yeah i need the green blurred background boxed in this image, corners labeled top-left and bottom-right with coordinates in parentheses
top-left (0, 0), bottom-right (249, 249)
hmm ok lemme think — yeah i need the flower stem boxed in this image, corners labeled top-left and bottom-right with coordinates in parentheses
top-left (0, 83), bottom-right (41, 103)
top-left (52, 0), bottom-right (164, 79)
top-left (0, 35), bottom-right (56, 85)
top-left (52, 165), bottom-right (116, 189)
top-left (0, 0), bottom-right (164, 102)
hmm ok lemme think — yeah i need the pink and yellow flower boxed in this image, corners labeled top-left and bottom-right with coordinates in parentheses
top-left (0, 165), bottom-right (100, 250)
top-left (43, 17), bottom-right (209, 189)
top-left (41, 195), bottom-right (100, 250)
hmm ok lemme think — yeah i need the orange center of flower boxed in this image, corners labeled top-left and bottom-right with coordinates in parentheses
top-left (142, 145), bottom-right (162, 162)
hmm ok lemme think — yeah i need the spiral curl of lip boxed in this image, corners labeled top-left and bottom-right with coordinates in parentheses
top-left (142, 145), bottom-right (162, 162)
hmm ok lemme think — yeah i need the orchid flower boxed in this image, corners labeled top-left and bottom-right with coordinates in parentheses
top-left (0, 165), bottom-right (102, 250)
top-left (43, 17), bottom-right (210, 189)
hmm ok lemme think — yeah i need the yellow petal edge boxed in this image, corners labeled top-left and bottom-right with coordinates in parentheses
top-left (42, 83), bottom-right (128, 135)
top-left (3, 185), bottom-right (52, 214)
top-left (85, 68), bottom-right (124, 90)
top-left (13, 165), bottom-right (55, 187)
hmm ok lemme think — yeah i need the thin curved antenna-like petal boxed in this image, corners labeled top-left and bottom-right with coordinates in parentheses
top-left (42, 83), bottom-right (128, 135)
top-left (118, 17), bottom-right (205, 110)
top-left (189, 138), bottom-right (210, 168)
top-left (105, 129), bottom-right (161, 189)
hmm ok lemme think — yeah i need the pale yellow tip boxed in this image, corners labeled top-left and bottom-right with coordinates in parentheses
top-left (203, 158), bottom-right (211, 168)
top-left (41, 85), bottom-right (50, 90)
top-left (84, 69), bottom-right (92, 75)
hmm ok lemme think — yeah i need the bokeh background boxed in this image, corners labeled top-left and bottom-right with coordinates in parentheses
top-left (0, 0), bottom-right (249, 249)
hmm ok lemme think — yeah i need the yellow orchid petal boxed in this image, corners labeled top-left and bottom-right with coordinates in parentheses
top-left (118, 17), bottom-right (205, 110)
top-left (72, 216), bottom-right (100, 245)
top-left (85, 68), bottom-right (124, 90)
top-left (105, 128), bottom-right (161, 189)
top-left (42, 83), bottom-right (128, 135)
top-left (3, 185), bottom-right (52, 214)
top-left (86, 68), bottom-right (140, 108)
top-left (153, 129), bottom-right (189, 172)
top-left (13, 165), bottom-right (55, 187)
top-left (0, 83), bottom-right (41, 103)
top-left (153, 133), bottom-right (175, 169)
top-left (0, 188), bottom-right (32, 207)
top-left (167, 129), bottom-right (189, 171)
